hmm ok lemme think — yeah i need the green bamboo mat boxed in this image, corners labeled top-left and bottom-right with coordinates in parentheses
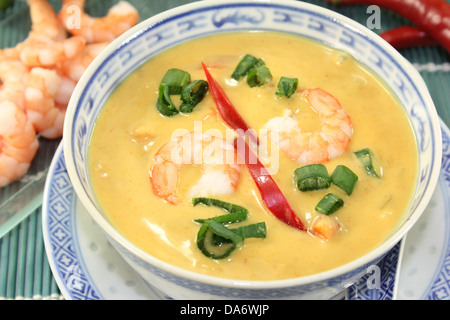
top-left (0, 0), bottom-right (449, 300)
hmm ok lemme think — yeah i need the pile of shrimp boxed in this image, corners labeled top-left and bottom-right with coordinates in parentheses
top-left (0, 0), bottom-right (139, 187)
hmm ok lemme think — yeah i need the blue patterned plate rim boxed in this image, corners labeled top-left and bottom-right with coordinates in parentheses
top-left (42, 142), bottom-right (98, 300)
top-left (394, 119), bottom-right (450, 300)
top-left (422, 119), bottom-right (450, 299)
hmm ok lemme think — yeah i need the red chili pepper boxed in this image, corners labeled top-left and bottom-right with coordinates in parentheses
top-left (380, 26), bottom-right (436, 50)
top-left (329, 0), bottom-right (450, 53)
top-left (234, 135), bottom-right (306, 231)
top-left (202, 62), bottom-right (306, 231)
top-left (201, 62), bottom-right (259, 145)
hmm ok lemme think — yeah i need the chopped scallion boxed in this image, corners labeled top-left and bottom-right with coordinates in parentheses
top-left (294, 164), bottom-right (331, 191)
top-left (231, 55), bottom-right (272, 87)
top-left (193, 197), bottom-right (248, 217)
top-left (230, 222), bottom-right (267, 239)
top-left (247, 65), bottom-right (272, 87)
top-left (231, 54), bottom-right (259, 80)
top-left (331, 165), bottom-right (358, 195)
top-left (276, 76), bottom-right (298, 98)
top-left (354, 148), bottom-right (381, 177)
top-left (179, 80), bottom-right (209, 113)
top-left (315, 193), bottom-right (344, 215)
top-left (156, 69), bottom-right (208, 116)
top-left (193, 198), bottom-right (266, 259)
top-left (196, 223), bottom-right (241, 259)
top-left (210, 222), bottom-right (267, 246)
top-left (161, 68), bottom-right (190, 94)
top-left (156, 83), bottom-right (179, 117)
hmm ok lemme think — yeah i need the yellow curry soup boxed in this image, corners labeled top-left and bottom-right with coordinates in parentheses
top-left (88, 31), bottom-right (418, 281)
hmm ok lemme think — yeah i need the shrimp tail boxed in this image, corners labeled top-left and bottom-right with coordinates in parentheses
top-left (59, 0), bottom-right (139, 43)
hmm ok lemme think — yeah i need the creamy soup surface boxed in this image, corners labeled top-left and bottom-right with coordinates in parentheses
top-left (88, 32), bottom-right (418, 281)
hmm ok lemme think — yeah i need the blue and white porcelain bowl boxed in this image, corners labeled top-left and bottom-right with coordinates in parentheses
top-left (63, 0), bottom-right (442, 299)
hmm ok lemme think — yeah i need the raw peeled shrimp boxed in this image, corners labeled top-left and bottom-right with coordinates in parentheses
top-left (150, 132), bottom-right (241, 204)
top-left (264, 88), bottom-right (352, 165)
top-left (59, 0), bottom-right (139, 43)
top-left (60, 41), bottom-right (110, 82)
top-left (24, 67), bottom-right (76, 139)
top-left (0, 101), bottom-right (39, 187)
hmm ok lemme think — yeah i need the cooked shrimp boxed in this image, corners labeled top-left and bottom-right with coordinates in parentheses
top-left (0, 101), bottom-right (39, 187)
top-left (150, 132), bottom-right (241, 204)
top-left (59, 0), bottom-right (139, 43)
top-left (16, 0), bottom-right (86, 68)
top-left (18, 35), bottom-right (86, 68)
top-left (0, 57), bottom-right (29, 111)
top-left (60, 41), bottom-right (109, 82)
top-left (27, 0), bottom-right (67, 41)
top-left (24, 67), bottom-right (75, 139)
top-left (264, 88), bottom-right (352, 165)
top-left (0, 47), bottom-right (20, 60)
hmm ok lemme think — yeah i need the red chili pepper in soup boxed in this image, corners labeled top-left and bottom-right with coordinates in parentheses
top-left (233, 135), bottom-right (307, 231)
top-left (201, 62), bottom-right (259, 145)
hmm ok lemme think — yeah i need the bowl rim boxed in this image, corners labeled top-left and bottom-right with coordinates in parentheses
top-left (63, 0), bottom-right (442, 290)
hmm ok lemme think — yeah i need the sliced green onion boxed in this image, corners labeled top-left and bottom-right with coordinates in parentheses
top-left (294, 164), bottom-right (331, 191)
top-left (331, 165), bottom-right (358, 195)
top-left (231, 54), bottom-right (259, 80)
top-left (193, 197), bottom-right (248, 216)
top-left (196, 223), bottom-right (242, 259)
top-left (193, 198), bottom-right (266, 259)
top-left (161, 68), bottom-right (190, 94)
top-left (210, 222), bottom-right (267, 245)
top-left (156, 83), bottom-right (179, 117)
top-left (194, 210), bottom-right (248, 225)
top-left (205, 220), bottom-right (244, 245)
top-left (156, 68), bottom-right (190, 116)
top-left (179, 80), bottom-right (209, 113)
top-left (354, 148), bottom-right (381, 177)
top-left (276, 76), bottom-right (298, 98)
top-left (157, 69), bottom-right (209, 116)
top-left (315, 193), bottom-right (344, 215)
top-left (247, 65), bottom-right (272, 87)
top-left (230, 222), bottom-right (266, 239)
top-left (231, 55), bottom-right (272, 87)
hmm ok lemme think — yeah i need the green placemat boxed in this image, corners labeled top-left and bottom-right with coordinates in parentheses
top-left (0, 0), bottom-right (448, 300)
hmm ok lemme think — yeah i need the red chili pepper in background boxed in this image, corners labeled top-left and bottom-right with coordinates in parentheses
top-left (329, 0), bottom-right (450, 53)
top-left (380, 26), bottom-right (436, 50)
top-left (202, 63), bottom-right (306, 231)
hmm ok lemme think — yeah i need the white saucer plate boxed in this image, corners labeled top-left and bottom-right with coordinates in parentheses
top-left (394, 119), bottom-right (450, 300)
